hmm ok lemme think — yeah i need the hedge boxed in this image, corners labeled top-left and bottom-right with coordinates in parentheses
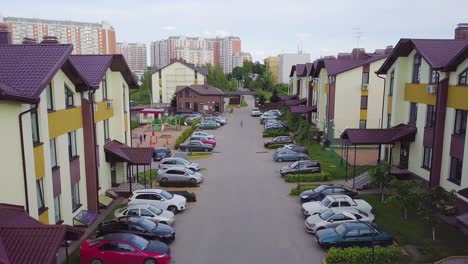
top-left (169, 191), bottom-right (197, 202)
top-left (159, 181), bottom-right (199, 188)
top-left (289, 186), bottom-right (317, 196)
top-left (130, 119), bottom-right (139, 130)
top-left (262, 129), bottom-right (289, 138)
top-left (175, 120), bottom-right (200, 149)
top-left (266, 144), bottom-right (285, 149)
top-left (326, 247), bottom-right (405, 264)
top-left (285, 172), bottom-right (329, 182)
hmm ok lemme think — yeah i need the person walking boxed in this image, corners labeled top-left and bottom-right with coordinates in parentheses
top-left (139, 134), bottom-right (143, 144)
top-left (240, 120), bottom-right (243, 128)
top-left (143, 134), bottom-right (147, 142)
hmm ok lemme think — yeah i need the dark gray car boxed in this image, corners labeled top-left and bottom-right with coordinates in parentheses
top-left (179, 140), bottom-right (213, 152)
top-left (280, 160), bottom-right (321, 176)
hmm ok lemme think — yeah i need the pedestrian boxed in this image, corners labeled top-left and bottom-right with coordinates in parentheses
top-left (139, 134), bottom-right (143, 144)
top-left (240, 120), bottom-right (243, 128)
top-left (143, 134), bottom-right (147, 142)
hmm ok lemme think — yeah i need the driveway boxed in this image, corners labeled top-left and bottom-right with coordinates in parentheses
top-left (170, 96), bottom-right (325, 264)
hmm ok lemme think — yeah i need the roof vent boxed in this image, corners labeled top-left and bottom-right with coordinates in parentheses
top-left (0, 23), bottom-right (12, 45)
top-left (455, 23), bottom-right (468, 40)
top-left (22, 37), bottom-right (37, 44)
top-left (41, 35), bottom-right (60, 44)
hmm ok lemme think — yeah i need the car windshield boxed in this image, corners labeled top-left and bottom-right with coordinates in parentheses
top-left (186, 169), bottom-right (195, 175)
top-left (138, 219), bottom-right (157, 231)
top-left (319, 209), bottom-right (335, 220)
top-left (315, 185), bottom-right (327, 193)
top-left (289, 161), bottom-right (299, 168)
top-left (131, 235), bottom-right (150, 250)
top-left (321, 197), bottom-right (331, 207)
top-left (160, 191), bottom-right (173, 200)
top-left (148, 205), bottom-right (163, 215)
top-left (156, 149), bottom-right (166, 153)
top-left (335, 224), bottom-right (347, 236)
top-left (180, 159), bottom-right (190, 165)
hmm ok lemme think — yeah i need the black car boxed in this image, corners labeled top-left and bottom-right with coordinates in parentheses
top-left (300, 185), bottom-right (358, 203)
top-left (264, 136), bottom-right (294, 147)
top-left (179, 140), bottom-right (213, 152)
top-left (280, 160), bottom-right (321, 176)
top-left (96, 217), bottom-right (176, 244)
top-left (284, 144), bottom-right (309, 154)
top-left (153, 147), bottom-right (172, 161)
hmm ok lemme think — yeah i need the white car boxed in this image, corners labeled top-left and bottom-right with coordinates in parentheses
top-left (304, 208), bottom-right (374, 234)
top-left (251, 107), bottom-right (261, 117)
top-left (193, 131), bottom-right (215, 140)
top-left (128, 189), bottom-right (187, 213)
top-left (260, 113), bottom-right (277, 120)
top-left (301, 195), bottom-right (373, 217)
top-left (114, 203), bottom-right (175, 225)
top-left (266, 109), bottom-right (281, 116)
top-left (159, 157), bottom-right (200, 171)
top-left (157, 166), bottom-right (204, 184)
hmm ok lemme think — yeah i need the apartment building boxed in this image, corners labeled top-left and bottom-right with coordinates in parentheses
top-left (265, 56), bottom-right (280, 83)
top-left (116, 42), bottom-right (147, 78)
top-left (0, 29), bottom-right (145, 226)
top-left (279, 53), bottom-right (310, 83)
top-left (175, 84), bottom-right (225, 113)
top-left (1, 16), bottom-right (116, 54)
top-left (150, 61), bottom-right (208, 104)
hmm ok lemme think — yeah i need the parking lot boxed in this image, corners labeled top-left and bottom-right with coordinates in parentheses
top-left (170, 96), bottom-right (325, 264)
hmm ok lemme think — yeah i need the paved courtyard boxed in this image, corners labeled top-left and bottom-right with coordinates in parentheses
top-left (169, 96), bottom-right (325, 264)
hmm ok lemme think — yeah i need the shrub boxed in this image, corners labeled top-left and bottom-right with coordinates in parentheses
top-left (263, 129), bottom-right (289, 138)
top-left (285, 172), bottom-right (329, 183)
top-left (169, 191), bottom-right (197, 202)
top-left (130, 119), bottom-right (139, 130)
top-left (266, 144), bottom-right (285, 149)
top-left (289, 186), bottom-right (317, 196)
top-left (175, 120), bottom-right (200, 149)
top-left (326, 247), bottom-right (405, 264)
top-left (159, 181), bottom-right (199, 188)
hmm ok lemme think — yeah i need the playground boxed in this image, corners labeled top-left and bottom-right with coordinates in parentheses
top-left (131, 115), bottom-right (189, 149)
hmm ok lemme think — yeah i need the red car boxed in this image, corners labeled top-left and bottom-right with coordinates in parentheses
top-left (191, 136), bottom-right (216, 147)
top-left (80, 233), bottom-right (171, 264)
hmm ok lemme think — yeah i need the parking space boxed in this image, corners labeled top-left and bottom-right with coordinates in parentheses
top-left (169, 96), bottom-right (325, 264)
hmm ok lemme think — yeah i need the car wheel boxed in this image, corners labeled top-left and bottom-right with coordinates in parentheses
top-left (277, 158), bottom-right (283, 162)
top-left (189, 178), bottom-right (197, 184)
top-left (168, 205), bottom-right (178, 213)
top-left (90, 259), bottom-right (103, 264)
top-left (160, 178), bottom-right (168, 183)
top-left (300, 157), bottom-right (305, 160)
top-left (143, 258), bottom-right (158, 264)
top-left (205, 148), bottom-right (209, 152)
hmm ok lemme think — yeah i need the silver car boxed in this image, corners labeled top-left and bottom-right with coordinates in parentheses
top-left (114, 203), bottom-right (175, 225)
top-left (159, 157), bottom-right (200, 171)
top-left (304, 208), bottom-right (374, 234)
top-left (157, 166), bottom-right (204, 184)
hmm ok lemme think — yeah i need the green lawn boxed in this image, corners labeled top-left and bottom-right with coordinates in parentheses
top-left (362, 194), bottom-right (468, 263)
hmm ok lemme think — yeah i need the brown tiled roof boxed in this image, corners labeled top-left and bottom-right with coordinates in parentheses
top-left (290, 105), bottom-right (317, 113)
top-left (175, 84), bottom-right (224, 96)
top-left (317, 55), bottom-right (387, 76)
top-left (305, 63), bottom-right (315, 76)
top-left (152, 60), bottom-right (208, 77)
top-left (284, 98), bottom-right (307, 106)
top-left (280, 95), bottom-right (298, 101)
top-left (296, 64), bottom-right (307, 77)
top-left (104, 140), bottom-right (153, 165)
top-left (341, 124), bottom-right (417, 145)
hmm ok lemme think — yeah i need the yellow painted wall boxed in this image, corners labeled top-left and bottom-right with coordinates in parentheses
top-left (48, 107), bottom-right (83, 138)
top-left (361, 90), bottom-right (368, 96)
top-left (266, 56), bottom-right (280, 83)
top-left (360, 110), bottom-right (368, 120)
top-left (387, 96), bottom-right (393, 114)
top-left (33, 144), bottom-right (45, 180)
top-left (38, 209), bottom-right (49, 224)
top-left (447, 85), bottom-right (468, 110)
top-left (94, 100), bottom-right (114, 123)
top-left (404, 83), bottom-right (436, 105)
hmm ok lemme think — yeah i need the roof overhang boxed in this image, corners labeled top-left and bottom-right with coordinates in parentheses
top-left (104, 140), bottom-right (153, 165)
top-left (290, 105), bottom-right (317, 114)
top-left (284, 98), bottom-right (307, 106)
top-left (341, 124), bottom-right (417, 145)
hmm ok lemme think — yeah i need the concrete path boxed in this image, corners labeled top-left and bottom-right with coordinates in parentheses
top-left (169, 96), bottom-right (325, 264)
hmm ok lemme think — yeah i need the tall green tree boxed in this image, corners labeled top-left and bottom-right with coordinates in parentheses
top-left (368, 161), bottom-right (392, 203)
top-left (386, 179), bottom-right (421, 219)
top-left (206, 64), bottom-right (237, 91)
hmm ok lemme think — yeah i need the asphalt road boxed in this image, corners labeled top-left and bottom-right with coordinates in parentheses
top-left (170, 96), bottom-right (325, 264)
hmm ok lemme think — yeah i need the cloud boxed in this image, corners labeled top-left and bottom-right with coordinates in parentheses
top-left (162, 25), bottom-right (176, 31)
top-left (215, 30), bottom-right (231, 37)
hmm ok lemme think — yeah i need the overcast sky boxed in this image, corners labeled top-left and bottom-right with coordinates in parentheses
top-left (2, 0), bottom-right (468, 62)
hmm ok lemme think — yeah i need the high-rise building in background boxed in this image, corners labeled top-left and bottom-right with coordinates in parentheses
top-left (116, 42), bottom-right (147, 78)
top-left (278, 53), bottom-right (311, 83)
top-left (150, 36), bottom-right (249, 73)
top-left (265, 56), bottom-right (280, 83)
top-left (1, 16), bottom-right (116, 54)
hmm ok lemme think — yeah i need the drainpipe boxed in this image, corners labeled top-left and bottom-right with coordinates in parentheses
top-left (429, 71), bottom-right (440, 188)
top-left (376, 73), bottom-right (387, 164)
top-left (129, 89), bottom-right (139, 147)
top-left (19, 103), bottom-right (39, 214)
top-left (88, 90), bottom-right (100, 213)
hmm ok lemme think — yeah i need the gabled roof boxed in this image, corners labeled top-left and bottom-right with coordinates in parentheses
top-left (289, 65), bottom-right (297, 77)
top-left (341, 124), bottom-right (417, 145)
top-left (175, 84), bottom-right (224, 96)
top-left (151, 60), bottom-right (208, 77)
top-left (284, 98), bottom-right (307, 106)
top-left (104, 140), bottom-right (153, 165)
top-left (69, 54), bottom-right (139, 89)
top-left (296, 64), bottom-right (307, 77)
top-left (305, 63), bottom-right (315, 76)
top-left (314, 55), bottom-right (387, 77)
top-left (377, 38), bottom-right (468, 74)
top-left (0, 44), bottom-right (90, 103)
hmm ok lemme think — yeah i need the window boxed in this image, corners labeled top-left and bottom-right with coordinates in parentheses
top-left (429, 69), bottom-right (438, 84)
top-left (117, 243), bottom-right (135, 252)
top-left (360, 96), bottom-right (368, 109)
top-left (185, 102), bottom-right (190, 109)
top-left (99, 243), bottom-right (119, 251)
top-left (65, 86), bottom-right (74, 108)
top-left (362, 72), bottom-right (369, 85)
top-left (45, 83), bottom-right (53, 111)
top-left (128, 209), bottom-right (139, 216)
top-left (36, 178), bottom-right (45, 212)
top-left (425, 105), bottom-right (436, 128)
top-left (449, 157), bottom-right (463, 185)
top-left (68, 131), bottom-right (77, 159)
top-left (103, 119), bottom-right (110, 141)
top-left (359, 120), bottom-right (367, 128)
top-left (387, 114), bottom-right (392, 128)
top-left (140, 209), bottom-right (154, 217)
top-left (422, 147), bottom-right (432, 169)
top-left (102, 75), bottom-right (108, 100)
top-left (459, 68), bottom-right (468, 85)
top-left (71, 181), bottom-right (80, 210)
top-left (54, 196), bottom-right (62, 224)
top-left (412, 54), bottom-right (422, 83)
top-left (31, 110), bottom-right (40, 144)
top-left (388, 70), bottom-right (394, 96)
top-left (454, 110), bottom-right (467, 136)
top-left (184, 90), bottom-right (190, 98)
top-left (50, 139), bottom-right (57, 168)
top-left (409, 102), bottom-right (418, 124)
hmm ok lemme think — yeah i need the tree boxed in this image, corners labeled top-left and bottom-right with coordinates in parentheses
top-left (170, 94), bottom-right (177, 108)
top-left (206, 64), bottom-right (236, 91)
top-left (386, 179), bottom-right (421, 219)
top-left (368, 161), bottom-right (392, 203)
top-left (232, 66), bottom-right (244, 81)
top-left (270, 88), bottom-right (280, 102)
top-left (258, 94), bottom-right (266, 106)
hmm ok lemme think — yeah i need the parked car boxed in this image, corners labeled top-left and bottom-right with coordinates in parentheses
top-left (186, 113), bottom-right (202, 122)
top-left (199, 120), bottom-right (219, 129)
top-left (264, 136), bottom-right (294, 147)
top-left (190, 135), bottom-right (216, 147)
top-left (273, 149), bottom-right (309, 162)
top-left (159, 157), bottom-right (200, 171)
top-left (80, 233), bottom-right (171, 264)
top-left (264, 119), bottom-right (285, 127)
top-left (128, 189), bottom-right (187, 213)
top-left (213, 116), bottom-right (227, 125)
top-left (267, 109), bottom-right (281, 117)
top-left (153, 147), bottom-right (171, 161)
top-left (179, 140), bottom-right (213, 152)
top-left (280, 160), bottom-right (321, 176)
top-left (193, 131), bottom-right (215, 140)
top-left (96, 217), bottom-right (176, 244)
top-left (284, 144), bottom-right (309, 154)
top-left (304, 208), bottom-right (374, 234)
top-left (300, 185), bottom-right (358, 203)
top-left (114, 204), bottom-right (175, 225)
top-left (157, 166), bottom-right (204, 184)
top-left (316, 222), bottom-right (393, 249)
top-left (302, 195), bottom-right (373, 217)
top-left (260, 113), bottom-right (277, 121)
top-left (264, 123), bottom-right (286, 130)
top-left (251, 107), bottom-right (262, 116)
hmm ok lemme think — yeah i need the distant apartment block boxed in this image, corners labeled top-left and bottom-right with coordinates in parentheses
top-left (265, 56), bottom-right (280, 83)
top-left (279, 53), bottom-right (311, 83)
top-left (117, 42), bottom-right (147, 78)
top-left (150, 36), bottom-right (249, 73)
top-left (1, 16), bottom-right (116, 54)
